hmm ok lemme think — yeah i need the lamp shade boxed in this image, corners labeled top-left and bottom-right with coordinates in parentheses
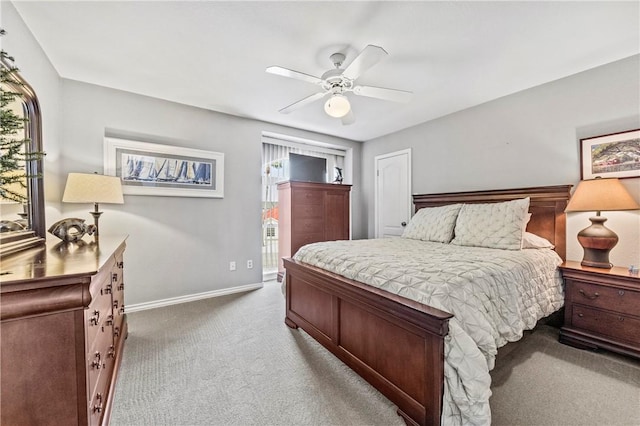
top-left (565, 178), bottom-right (639, 213)
top-left (324, 94), bottom-right (351, 118)
top-left (62, 173), bottom-right (124, 204)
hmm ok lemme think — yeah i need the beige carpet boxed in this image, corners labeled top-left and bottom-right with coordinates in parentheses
top-left (111, 281), bottom-right (640, 425)
top-left (490, 324), bottom-right (640, 426)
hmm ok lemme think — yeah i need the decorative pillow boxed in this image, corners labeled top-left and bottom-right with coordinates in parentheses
top-left (401, 204), bottom-right (462, 243)
top-left (520, 212), bottom-right (532, 242)
top-left (451, 197), bottom-right (530, 250)
top-left (522, 231), bottom-right (554, 249)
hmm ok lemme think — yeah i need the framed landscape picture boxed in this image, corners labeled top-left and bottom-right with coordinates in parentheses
top-left (104, 137), bottom-right (224, 198)
top-left (580, 129), bottom-right (640, 180)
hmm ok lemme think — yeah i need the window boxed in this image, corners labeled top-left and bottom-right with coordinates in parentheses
top-left (266, 226), bottom-right (276, 238)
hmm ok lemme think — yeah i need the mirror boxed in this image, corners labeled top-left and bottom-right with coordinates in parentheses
top-left (0, 56), bottom-right (45, 256)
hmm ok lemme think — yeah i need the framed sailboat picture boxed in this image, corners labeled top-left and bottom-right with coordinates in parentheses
top-left (104, 137), bottom-right (224, 198)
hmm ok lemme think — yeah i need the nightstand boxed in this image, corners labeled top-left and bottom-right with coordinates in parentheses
top-left (559, 261), bottom-right (640, 359)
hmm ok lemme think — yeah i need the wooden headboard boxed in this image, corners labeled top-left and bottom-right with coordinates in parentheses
top-left (412, 185), bottom-right (572, 260)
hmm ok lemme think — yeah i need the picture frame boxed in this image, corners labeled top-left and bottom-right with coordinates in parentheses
top-left (580, 129), bottom-right (640, 180)
top-left (104, 137), bottom-right (224, 198)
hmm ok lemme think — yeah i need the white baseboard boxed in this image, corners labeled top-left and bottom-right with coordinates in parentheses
top-left (262, 271), bottom-right (277, 282)
top-left (125, 282), bottom-right (264, 313)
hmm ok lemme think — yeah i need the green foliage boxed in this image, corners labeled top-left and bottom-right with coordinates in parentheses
top-left (0, 42), bottom-right (45, 204)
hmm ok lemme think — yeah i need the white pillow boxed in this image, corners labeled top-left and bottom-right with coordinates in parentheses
top-left (401, 204), bottom-right (462, 243)
top-left (451, 197), bottom-right (530, 250)
top-left (522, 232), bottom-right (554, 249)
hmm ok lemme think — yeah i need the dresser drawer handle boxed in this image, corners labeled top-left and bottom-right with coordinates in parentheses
top-left (89, 310), bottom-right (100, 326)
top-left (91, 352), bottom-right (102, 370)
top-left (93, 393), bottom-right (103, 413)
top-left (618, 316), bottom-right (624, 322)
top-left (577, 313), bottom-right (584, 318)
top-left (578, 289), bottom-right (599, 300)
top-left (618, 290), bottom-right (625, 296)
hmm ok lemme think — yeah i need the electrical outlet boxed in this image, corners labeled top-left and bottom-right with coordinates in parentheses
top-left (229, 261), bottom-right (236, 271)
top-left (247, 260), bottom-right (253, 269)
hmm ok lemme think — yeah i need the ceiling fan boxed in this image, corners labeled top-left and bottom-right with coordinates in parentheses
top-left (266, 45), bottom-right (412, 125)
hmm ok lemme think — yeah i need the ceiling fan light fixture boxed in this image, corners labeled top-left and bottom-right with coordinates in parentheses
top-left (324, 94), bottom-right (351, 118)
top-left (267, 44), bottom-right (412, 124)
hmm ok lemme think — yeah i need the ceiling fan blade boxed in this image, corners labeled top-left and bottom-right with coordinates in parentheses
top-left (342, 45), bottom-right (388, 80)
top-left (266, 66), bottom-right (323, 86)
top-left (353, 85), bottom-right (413, 103)
top-left (278, 91), bottom-right (327, 114)
top-left (341, 110), bottom-right (355, 126)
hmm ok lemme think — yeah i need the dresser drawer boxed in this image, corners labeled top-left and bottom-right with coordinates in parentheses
top-left (292, 203), bottom-right (323, 219)
top-left (89, 390), bottom-right (104, 426)
top-left (292, 189), bottom-right (323, 205)
top-left (87, 317), bottom-right (114, 397)
top-left (112, 266), bottom-right (125, 331)
top-left (566, 280), bottom-right (640, 316)
top-left (293, 218), bottom-right (325, 234)
top-left (88, 374), bottom-right (109, 426)
top-left (113, 298), bottom-right (125, 343)
top-left (90, 260), bottom-right (115, 298)
top-left (85, 292), bottom-right (113, 345)
top-left (572, 305), bottom-right (640, 345)
top-left (88, 335), bottom-right (115, 426)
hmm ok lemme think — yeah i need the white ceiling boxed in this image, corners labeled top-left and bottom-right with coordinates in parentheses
top-left (12, 1), bottom-right (640, 142)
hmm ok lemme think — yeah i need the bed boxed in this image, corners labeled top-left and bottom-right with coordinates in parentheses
top-left (283, 185), bottom-right (572, 426)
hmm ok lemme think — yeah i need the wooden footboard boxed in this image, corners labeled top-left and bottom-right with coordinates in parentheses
top-left (283, 185), bottom-right (571, 425)
top-left (284, 257), bottom-right (452, 426)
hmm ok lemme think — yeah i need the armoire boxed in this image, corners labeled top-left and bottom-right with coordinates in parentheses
top-left (276, 181), bottom-right (351, 281)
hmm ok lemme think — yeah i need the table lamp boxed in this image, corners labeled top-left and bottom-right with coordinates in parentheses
top-left (565, 177), bottom-right (639, 268)
top-left (62, 172), bottom-right (124, 240)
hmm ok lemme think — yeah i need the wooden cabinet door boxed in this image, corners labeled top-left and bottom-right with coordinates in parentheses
top-left (324, 189), bottom-right (349, 241)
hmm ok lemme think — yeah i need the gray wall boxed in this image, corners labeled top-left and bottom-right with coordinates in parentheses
top-left (56, 81), bottom-right (362, 306)
top-left (5, 1), bottom-right (363, 307)
top-left (6, 0), bottom-right (639, 304)
top-left (2, 1), bottom-right (63, 210)
top-left (362, 55), bottom-right (640, 267)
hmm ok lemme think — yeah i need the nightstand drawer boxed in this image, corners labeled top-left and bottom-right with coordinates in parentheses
top-left (573, 305), bottom-right (640, 345)
top-left (560, 262), bottom-right (640, 359)
top-left (566, 280), bottom-right (640, 315)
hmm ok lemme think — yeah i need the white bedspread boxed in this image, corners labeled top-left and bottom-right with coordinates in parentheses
top-left (293, 238), bottom-right (564, 426)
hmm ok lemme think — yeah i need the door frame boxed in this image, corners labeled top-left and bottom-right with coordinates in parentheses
top-left (374, 148), bottom-right (412, 238)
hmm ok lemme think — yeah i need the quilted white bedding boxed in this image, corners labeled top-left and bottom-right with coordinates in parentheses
top-left (293, 238), bottom-right (564, 426)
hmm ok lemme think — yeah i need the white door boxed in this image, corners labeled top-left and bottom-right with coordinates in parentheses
top-left (375, 149), bottom-right (412, 238)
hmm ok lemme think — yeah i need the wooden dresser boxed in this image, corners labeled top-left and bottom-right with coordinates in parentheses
top-left (277, 181), bottom-right (351, 280)
top-left (0, 236), bottom-right (128, 425)
top-left (559, 261), bottom-right (640, 359)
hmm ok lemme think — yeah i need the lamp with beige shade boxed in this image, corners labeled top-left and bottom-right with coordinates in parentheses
top-left (62, 172), bottom-right (124, 240)
top-left (565, 177), bottom-right (640, 268)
